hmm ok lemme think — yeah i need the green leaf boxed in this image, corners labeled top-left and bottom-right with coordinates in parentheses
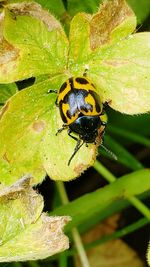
top-left (68, 0), bottom-right (136, 61)
top-left (0, 76), bottom-right (97, 185)
top-left (78, 191), bottom-right (150, 235)
top-left (50, 169), bottom-right (150, 231)
top-left (90, 32), bottom-right (150, 114)
top-left (127, 0), bottom-right (150, 24)
top-left (68, 1), bottom-right (150, 114)
top-left (6, 0), bottom-right (66, 22)
top-left (67, 0), bottom-right (150, 24)
top-left (0, 83), bottom-right (18, 105)
top-left (70, 22), bottom-right (150, 114)
top-left (0, 176), bottom-right (70, 262)
top-left (0, 3), bottom-right (68, 83)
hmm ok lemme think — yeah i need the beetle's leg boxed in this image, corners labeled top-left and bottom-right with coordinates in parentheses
top-left (101, 121), bottom-right (107, 126)
top-left (67, 129), bottom-right (78, 141)
top-left (56, 124), bottom-right (67, 135)
top-left (102, 100), bottom-right (112, 112)
top-left (104, 100), bottom-right (112, 107)
top-left (100, 129), bottom-right (105, 139)
top-left (68, 139), bottom-right (84, 166)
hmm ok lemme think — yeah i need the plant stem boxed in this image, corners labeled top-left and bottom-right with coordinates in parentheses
top-left (94, 160), bottom-right (150, 220)
top-left (59, 252), bottom-right (68, 267)
top-left (56, 181), bottom-right (91, 267)
top-left (94, 160), bottom-right (115, 182)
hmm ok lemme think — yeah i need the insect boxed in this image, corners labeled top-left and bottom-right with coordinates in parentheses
top-left (48, 75), bottom-right (108, 165)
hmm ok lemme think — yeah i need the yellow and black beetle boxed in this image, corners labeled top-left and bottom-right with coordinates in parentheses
top-left (48, 75), bottom-right (108, 165)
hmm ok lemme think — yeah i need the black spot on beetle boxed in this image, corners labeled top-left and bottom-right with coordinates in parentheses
top-left (95, 102), bottom-right (101, 113)
top-left (59, 82), bottom-right (67, 93)
top-left (59, 101), bottom-right (67, 123)
top-left (66, 110), bottom-right (72, 119)
top-left (76, 77), bottom-right (89, 84)
top-left (91, 83), bottom-right (96, 88)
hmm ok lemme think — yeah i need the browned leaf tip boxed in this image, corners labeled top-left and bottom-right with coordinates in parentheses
top-left (7, 2), bottom-right (63, 32)
top-left (0, 174), bottom-right (32, 200)
top-left (90, 0), bottom-right (135, 50)
top-left (0, 38), bottom-right (19, 74)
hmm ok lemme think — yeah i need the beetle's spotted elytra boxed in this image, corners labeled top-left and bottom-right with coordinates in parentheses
top-left (48, 75), bottom-right (108, 165)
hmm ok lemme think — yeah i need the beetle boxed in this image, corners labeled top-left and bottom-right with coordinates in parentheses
top-left (48, 76), bottom-right (108, 165)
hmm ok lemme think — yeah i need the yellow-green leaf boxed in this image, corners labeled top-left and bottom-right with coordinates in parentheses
top-left (0, 76), bottom-right (97, 185)
top-left (90, 0), bottom-right (136, 50)
top-left (68, 0), bottom-right (150, 114)
top-left (0, 2), bottom-right (68, 83)
top-left (68, 0), bottom-right (136, 65)
top-left (0, 175), bottom-right (70, 261)
top-left (89, 32), bottom-right (150, 114)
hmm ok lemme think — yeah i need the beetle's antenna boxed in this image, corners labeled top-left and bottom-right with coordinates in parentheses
top-left (68, 140), bottom-right (84, 166)
top-left (100, 144), bottom-right (117, 161)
